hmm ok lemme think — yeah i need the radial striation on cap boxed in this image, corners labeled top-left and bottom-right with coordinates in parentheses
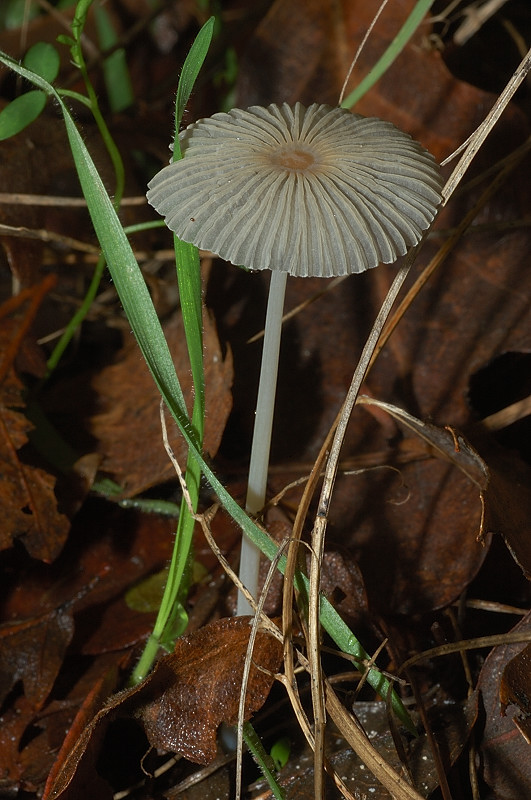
top-left (147, 102), bottom-right (444, 278)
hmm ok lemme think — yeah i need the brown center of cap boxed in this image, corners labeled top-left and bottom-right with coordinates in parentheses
top-left (268, 144), bottom-right (317, 173)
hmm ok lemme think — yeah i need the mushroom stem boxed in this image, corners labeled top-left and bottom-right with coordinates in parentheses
top-left (237, 269), bottom-right (288, 615)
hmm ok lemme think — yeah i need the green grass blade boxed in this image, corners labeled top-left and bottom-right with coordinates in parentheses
top-left (243, 722), bottom-right (286, 800)
top-left (173, 16), bottom-right (215, 157)
top-left (170, 17), bottom-right (215, 458)
top-left (134, 18), bottom-right (215, 675)
top-left (341, 0), bottom-right (434, 109)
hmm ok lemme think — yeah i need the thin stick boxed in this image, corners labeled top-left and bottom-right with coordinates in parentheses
top-left (308, 259), bottom-right (412, 793)
top-left (441, 46), bottom-right (531, 194)
top-left (237, 270), bottom-right (288, 615)
top-left (338, 0), bottom-right (390, 106)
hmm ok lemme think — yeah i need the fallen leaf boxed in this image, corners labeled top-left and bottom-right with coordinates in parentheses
top-left (0, 694), bottom-right (43, 791)
top-left (479, 611), bottom-right (531, 799)
top-left (0, 293), bottom-right (70, 561)
top-left (90, 310), bottom-right (232, 496)
top-left (43, 617), bottom-right (282, 799)
top-left (480, 437), bottom-right (531, 579)
top-left (500, 642), bottom-right (531, 744)
top-left (140, 616), bottom-right (283, 763)
top-left (357, 397), bottom-right (489, 490)
top-left (0, 608), bottom-right (74, 711)
top-left (42, 663), bottom-right (122, 800)
top-left (236, 0), bottom-right (353, 107)
top-left (265, 695), bottom-right (477, 799)
top-left (0, 508), bottom-right (174, 788)
top-left (324, 437), bottom-right (489, 616)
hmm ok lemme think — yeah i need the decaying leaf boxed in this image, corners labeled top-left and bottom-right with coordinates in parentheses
top-left (1, 0), bottom-right (530, 797)
top-left (140, 616), bottom-right (283, 763)
top-left (479, 611), bottom-right (531, 799)
top-left (42, 665), bottom-right (121, 800)
top-left (0, 608), bottom-right (74, 711)
top-left (354, 398), bottom-right (531, 606)
top-left (43, 617), bottom-right (282, 799)
top-left (480, 438), bottom-right (531, 579)
top-left (357, 396), bottom-right (490, 490)
top-left (0, 290), bottom-right (70, 561)
top-left (89, 311), bottom-right (232, 496)
top-left (500, 642), bottom-right (531, 744)
top-left (265, 696), bottom-right (477, 799)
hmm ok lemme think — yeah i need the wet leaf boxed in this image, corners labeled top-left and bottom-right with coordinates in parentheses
top-left (500, 642), bottom-right (531, 744)
top-left (140, 616), bottom-right (283, 763)
top-left (42, 664), bottom-right (122, 800)
top-left (0, 608), bottom-right (74, 710)
top-left (262, 696), bottom-right (477, 799)
top-left (479, 611), bottom-right (531, 799)
top-left (43, 617), bottom-right (282, 798)
top-left (0, 694), bottom-right (45, 791)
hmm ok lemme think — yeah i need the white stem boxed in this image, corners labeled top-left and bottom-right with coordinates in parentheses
top-left (236, 269), bottom-right (288, 616)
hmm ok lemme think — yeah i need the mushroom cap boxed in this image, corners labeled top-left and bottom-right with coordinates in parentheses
top-left (147, 102), bottom-right (443, 278)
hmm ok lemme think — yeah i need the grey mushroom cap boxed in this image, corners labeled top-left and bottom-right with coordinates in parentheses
top-left (147, 102), bottom-right (444, 278)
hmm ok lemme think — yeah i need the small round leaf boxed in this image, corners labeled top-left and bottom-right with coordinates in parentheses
top-left (23, 41), bottom-right (60, 84)
top-left (0, 91), bottom-right (47, 140)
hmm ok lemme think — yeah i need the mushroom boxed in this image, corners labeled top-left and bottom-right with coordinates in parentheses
top-left (147, 102), bottom-right (443, 614)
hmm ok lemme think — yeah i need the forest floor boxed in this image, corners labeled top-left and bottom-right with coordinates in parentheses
top-left (0, 1), bottom-right (530, 799)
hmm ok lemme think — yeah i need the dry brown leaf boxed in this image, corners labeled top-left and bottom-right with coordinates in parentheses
top-left (90, 311), bottom-right (232, 496)
top-left (479, 611), bottom-right (531, 799)
top-left (43, 617), bottom-right (282, 799)
top-left (140, 616), bottom-right (283, 763)
top-left (0, 292), bottom-right (70, 561)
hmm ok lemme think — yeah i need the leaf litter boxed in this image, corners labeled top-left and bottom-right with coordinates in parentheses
top-left (0, 0), bottom-right (530, 798)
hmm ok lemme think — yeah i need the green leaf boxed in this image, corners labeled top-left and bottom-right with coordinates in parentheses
top-left (0, 91), bottom-right (46, 140)
top-left (270, 736), bottom-right (291, 771)
top-left (0, 43), bottom-right (60, 142)
top-left (23, 42), bottom-right (60, 83)
top-left (173, 16), bottom-right (215, 157)
top-left (56, 34), bottom-right (76, 48)
top-left (125, 568), bottom-right (169, 613)
top-left (94, 2), bottom-right (134, 113)
top-left (131, 17), bottom-right (215, 683)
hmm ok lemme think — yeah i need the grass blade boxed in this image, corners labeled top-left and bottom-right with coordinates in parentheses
top-left (341, 0), bottom-right (435, 109)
